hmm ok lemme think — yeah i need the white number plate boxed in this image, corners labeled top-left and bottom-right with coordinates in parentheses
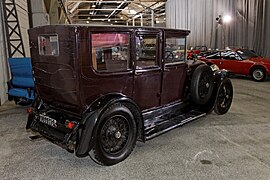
top-left (39, 114), bottom-right (57, 128)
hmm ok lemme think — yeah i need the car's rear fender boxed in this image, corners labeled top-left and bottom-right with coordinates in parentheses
top-left (249, 65), bottom-right (270, 76)
top-left (75, 93), bottom-right (143, 157)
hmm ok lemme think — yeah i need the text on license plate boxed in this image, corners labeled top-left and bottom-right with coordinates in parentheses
top-left (39, 114), bottom-right (57, 128)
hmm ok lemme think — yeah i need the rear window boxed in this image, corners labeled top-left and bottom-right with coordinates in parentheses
top-left (38, 35), bottom-right (59, 56)
top-left (91, 33), bottom-right (130, 72)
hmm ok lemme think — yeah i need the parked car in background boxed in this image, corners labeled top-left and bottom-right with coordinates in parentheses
top-left (200, 49), bottom-right (270, 81)
top-left (27, 25), bottom-right (233, 166)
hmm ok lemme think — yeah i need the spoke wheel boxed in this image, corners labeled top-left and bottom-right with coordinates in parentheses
top-left (214, 78), bottom-right (233, 115)
top-left (90, 103), bottom-right (137, 166)
top-left (100, 115), bottom-right (130, 154)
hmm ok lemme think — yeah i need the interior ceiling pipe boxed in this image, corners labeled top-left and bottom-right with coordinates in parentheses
top-left (57, 0), bottom-right (71, 24)
top-left (69, 2), bottom-right (80, 13)
top-left (140, 14), bottom-right (143, 26)
top-left (108, 0), bottom-right (128, 19)
top-left (151, 9), bottom-right (154, 27)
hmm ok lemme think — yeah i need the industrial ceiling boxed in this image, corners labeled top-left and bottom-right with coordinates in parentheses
top-left (62, 0), bottom-right (166, 26)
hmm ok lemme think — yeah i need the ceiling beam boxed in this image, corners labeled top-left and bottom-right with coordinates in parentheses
top-left (67, 0), bottom-right (166, 2)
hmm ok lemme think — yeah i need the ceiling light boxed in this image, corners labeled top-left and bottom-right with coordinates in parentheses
top-left (223, 15), bottom-right (232, 23)
top-left (105, 15), bottom-right (108, 17)
top-left (120, 16), bottom-right (123, 19)
top-left (86, 21), bottom-right (90, 24)
top-left (101, 19), bottom-right (105, 21)
top-left (115, 20), bottom-right (118, 23)
top-left (108, 19), bottom-right (111, 22)
top-left (92, 4), bottom-right (96, 8)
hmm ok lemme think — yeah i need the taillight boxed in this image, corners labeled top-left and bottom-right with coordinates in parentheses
top-left (26, 107), bottom-right (33, 114)
top-left (66, 121), bottom-right (76, 129)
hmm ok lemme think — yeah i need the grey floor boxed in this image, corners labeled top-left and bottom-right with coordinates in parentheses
top-left (1, 78), bottom-right (270, 180)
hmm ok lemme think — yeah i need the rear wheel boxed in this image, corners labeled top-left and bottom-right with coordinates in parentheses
top-left (251, 67), bottom-right (266, 82)
top-left (214, 78), bottom-right (233, 115)
top-left (90, 103), bottom-right (137, 166)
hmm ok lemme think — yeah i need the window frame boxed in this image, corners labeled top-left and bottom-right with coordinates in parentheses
top-left (90, 32), bottom-right (132, 74)
top-left (135, 32), bottom-right (161, 71)
top-left (38, 34), bottom-right (59, 56)
top-left (164, 35), bottom-right (187, 66)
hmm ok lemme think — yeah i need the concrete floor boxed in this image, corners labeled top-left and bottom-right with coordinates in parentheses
top-left (0, 78), bottom-right (270, 180)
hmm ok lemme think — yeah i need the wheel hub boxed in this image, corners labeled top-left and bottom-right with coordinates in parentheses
top-left (253, 70), bottom-right (263, 80)
top-left (115, 131), bottom-right (122, 139)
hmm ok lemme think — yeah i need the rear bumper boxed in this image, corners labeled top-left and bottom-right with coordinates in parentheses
top-left (28, 110), bottom-right (80, 153)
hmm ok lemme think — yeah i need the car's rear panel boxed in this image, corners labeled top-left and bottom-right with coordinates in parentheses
top-left (28, 25), bottom-right (80, 114)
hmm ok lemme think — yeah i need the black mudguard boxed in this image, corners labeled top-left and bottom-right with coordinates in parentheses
top-left (75, 95), bottom-right (142, 157)
top-left (199, 69), bottom-right (230, 113)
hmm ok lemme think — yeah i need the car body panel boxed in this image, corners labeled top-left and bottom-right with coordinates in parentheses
top-left (200, 49), bottom-right (270, 77)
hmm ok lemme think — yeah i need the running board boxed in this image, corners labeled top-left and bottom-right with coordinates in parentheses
top-left (143, 102), bottom-right (206, 140)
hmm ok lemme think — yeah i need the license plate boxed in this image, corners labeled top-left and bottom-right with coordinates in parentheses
top-left (39, 114), bottom-right (57, 128)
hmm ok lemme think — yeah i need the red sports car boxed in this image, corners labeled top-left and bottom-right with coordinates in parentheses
top-left (200, 49), bottom-right (270, 81)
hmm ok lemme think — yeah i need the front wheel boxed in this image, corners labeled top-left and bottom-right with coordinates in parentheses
top-left (90, 103), bottom-right (137, 166)
top-left (251, 67), bottom-right (266, 82)
top-left (214, 78), bottom-right (233, 115)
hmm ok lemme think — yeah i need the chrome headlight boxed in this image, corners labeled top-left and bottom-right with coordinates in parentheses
top-left (210, 64), bottom-right (219, 71)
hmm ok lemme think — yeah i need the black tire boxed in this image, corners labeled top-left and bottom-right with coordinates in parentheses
top-left (91, 103), bottom-right (137, 166)
top-left (251, 67), bottom-right (266, 82)
top-left (214, 78), bottom-right (233, 115)
top-left (190, 64), bottom-right (214, 105)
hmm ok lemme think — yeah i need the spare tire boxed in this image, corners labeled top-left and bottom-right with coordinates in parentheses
top-left (190, 64), bottom-right (214, 105)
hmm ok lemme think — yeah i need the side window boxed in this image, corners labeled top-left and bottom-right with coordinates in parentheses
top-left (223, 52), bottom-right (241, 60)
top-left (38, 35), bottom-right (59, 56)
top-left (91, 33), bottom-right (130, 72)
top-left (165, 37), bottom-right (186, 64)
top-left (136, 34), bottom-right (158, 69)
top-left (206, 52), bottom-right (221, 59)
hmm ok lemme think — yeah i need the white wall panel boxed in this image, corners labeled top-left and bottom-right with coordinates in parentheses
top-left (15, 0), bottom-right (30, 57)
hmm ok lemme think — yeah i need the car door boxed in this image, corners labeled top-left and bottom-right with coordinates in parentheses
top-left (161, 33), bottom-right (188, 105)
top-left (133, 30), bottom-right (162, 110)
top-left (205, 51), bottom-right (224, 68)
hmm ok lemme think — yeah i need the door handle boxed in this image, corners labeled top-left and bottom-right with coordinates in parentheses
top-left (164, 69), bottom-right (170, 72)
top-left (135, 71), bottom-right (143, 76)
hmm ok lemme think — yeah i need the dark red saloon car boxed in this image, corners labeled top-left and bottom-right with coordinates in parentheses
top-left (26, 25), bottom-right (233, 166)
top-left (200, 49), bottom-right (270, 81)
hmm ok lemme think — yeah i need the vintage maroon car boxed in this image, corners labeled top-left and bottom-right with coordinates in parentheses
top-left (200, 49), bottom-right (270, 81)
top-left (26, 25), bottom-right (233, 166)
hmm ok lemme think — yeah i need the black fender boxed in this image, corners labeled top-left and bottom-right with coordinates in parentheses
top-left (75, 93), bottom-right (143, 157)
top-left (199, 69), bottom-right (230, 113)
